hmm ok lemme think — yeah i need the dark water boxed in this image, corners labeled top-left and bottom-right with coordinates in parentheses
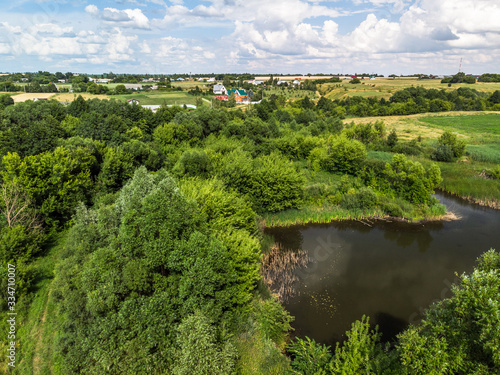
top-left (265, 193), bottom-right (500, 346)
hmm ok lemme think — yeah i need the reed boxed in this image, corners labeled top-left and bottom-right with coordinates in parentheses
top-left (261, 243), bottom-right (310, 303)
top-left (262, 204), bottom-right (386, 227)
top-left (438, 161), bottom-right (500, 204)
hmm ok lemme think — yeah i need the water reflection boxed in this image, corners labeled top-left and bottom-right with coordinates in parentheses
top-left (265, 193), bottom-right (500, 346)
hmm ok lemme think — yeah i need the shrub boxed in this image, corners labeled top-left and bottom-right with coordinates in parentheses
top-left (486, 165), bottom-right (500, 179)
top-left (432, 131), bottom-right (466, 161)
top-left (341, 187), bottom-right (378, 210)
top-left (387, 129), bottom-right (398, 147)
top-left (380, 201), bottom-right (404, 217)
top-left (383, 154), bottom-right (442, 204)
top-left (393, 141), bottom-right (422, 156)
top-left (323, 136), bottom-right (366, 174)
top-left (432, 144), bottom-right (454, 162)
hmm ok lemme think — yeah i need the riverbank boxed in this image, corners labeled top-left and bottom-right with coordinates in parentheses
top-left (260, 201), bottom-right (456, 228)
top-left (438, 188), bottom-right (500, 209)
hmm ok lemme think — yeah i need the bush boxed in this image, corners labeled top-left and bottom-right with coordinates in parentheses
top-left (387, 130), bottom-right (398, 147)
top-left (322, 136), bottom-right (366, 174)
top-left (486, 165), bottom-right (500, 179)
top-left (393, 141), bottom-right (422, 156)
top-left (432, 144), bottom-right (454, 162)
top-left (341, 187), bottom-right (378, 210)
top-left (380, 201), bottom-right (404, 217)
top-left (218, 151), bottom-right (305, 212)
top-left (432, 131), bottom-right (466, 161)
top-left (383, 154), bottom-right (442, 204)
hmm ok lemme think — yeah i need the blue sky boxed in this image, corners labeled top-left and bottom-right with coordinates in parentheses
top-left (1, 0), bottom-right (499, 75)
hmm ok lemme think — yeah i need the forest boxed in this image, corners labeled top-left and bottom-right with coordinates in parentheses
top-left (0, 85), bottom-right (499, 374)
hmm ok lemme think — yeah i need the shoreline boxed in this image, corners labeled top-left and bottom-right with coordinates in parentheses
top-left (439, 189), bottom-right (500, 210)
top-left (262, 188), bottom-right (500, 229)
top-left (261, 208), bottom-right (461, 229)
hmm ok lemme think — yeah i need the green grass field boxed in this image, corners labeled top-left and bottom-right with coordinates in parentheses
top-left (419, 114), bottom-right (500, 135)
top-left (321, 78), bottom-right (500, 101)
top-left (262, 87), bottom-right (317, 100)
top-left (112, 91), bottom-right (200, 106)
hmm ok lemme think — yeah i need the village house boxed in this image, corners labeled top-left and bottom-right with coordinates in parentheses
top-left (213, 84), bottom-right (228, 95)
top-left (227, 89), bottom-right (248, 102)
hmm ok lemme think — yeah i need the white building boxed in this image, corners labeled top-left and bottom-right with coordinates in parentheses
top-left (124, 84), bottom-right (143, 90)
top-left (213, 84), bottom-right (227, 95)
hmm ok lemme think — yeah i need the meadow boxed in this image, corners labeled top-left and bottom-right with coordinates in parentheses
top-left (320, 78), bottom-right (500, 100)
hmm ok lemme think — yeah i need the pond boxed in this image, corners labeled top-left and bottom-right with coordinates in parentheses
top-left (265, 193), bottom-right (500, 346)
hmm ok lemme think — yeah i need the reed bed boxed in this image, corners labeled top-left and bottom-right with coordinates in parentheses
top-left (261, 243), bottom-right (310, 303)
top-left (262, 205), bottom-right (385, 227)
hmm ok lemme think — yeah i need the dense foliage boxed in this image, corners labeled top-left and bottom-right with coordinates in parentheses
top-left (0, 87), bottom-right (497, 373)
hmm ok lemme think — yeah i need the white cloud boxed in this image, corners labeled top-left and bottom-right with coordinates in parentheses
top-left (28, 23), bottom-right (74, 37)
top-left (86, 5), bottom-right (151, 29)
top-left (85, 4), bottom-right (98, 15)
top-left (140, 41), bottom-right (151, 53)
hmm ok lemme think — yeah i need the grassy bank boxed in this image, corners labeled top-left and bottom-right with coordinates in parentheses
top-left (261, 204), bottom-right (385, 227)
top-left (0, 233), bottom-right (66, 374)
top-left (437, 161), bottom-right (500, 208)
top-left (261, 201), bottom-right (449, 228)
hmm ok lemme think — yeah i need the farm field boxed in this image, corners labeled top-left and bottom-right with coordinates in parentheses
top-left (346, 111), bottom-right (500, 141)
top-left (320, 78), bottom-right (500, 100)
top-left (261, 86), bottom-right (318, 100)
top-left (112, 91), bottom-right (200, 106)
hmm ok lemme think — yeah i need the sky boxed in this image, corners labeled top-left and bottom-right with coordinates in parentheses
top-left (0, 0), bottom-right (499, 75)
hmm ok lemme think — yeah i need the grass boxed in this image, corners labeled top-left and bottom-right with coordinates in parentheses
top-left (112, 91), bottom-right (200, 106)
top-left (466, 144), bottom-right (500, 164)
top-left (419, 114), bottom-right (500, 135)
top-left (367, 150), bottom-right (394, 162)
top-left (437, 161), bottom-right (500, 205)
top-left (262, 87), bottom-right (316, 100)
top-left (320, 78), bottom-right (500, 101)
top-left (346, 112), bottom-right (500, 142)
top-left (262, 204), bottom-right (385, 227)
top-left (0, 233), bottom-right (66, 374)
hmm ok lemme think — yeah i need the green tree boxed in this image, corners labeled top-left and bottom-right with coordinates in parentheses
top-left (53, 167), bottom-right (257, 373)
top-left (1, 146), bottom-right (96, 226)
top-left (387, 129), bottom-right (398, 147)
top-left (0, 94), bottom-right (14, 110)
top-left (322, 136), bottom-right (367, 174)
top-left (218, 151), bottom-right (305, 212)
top-left (172, 312), bottom-right (236, 375)
top-left (433, 131), bottom-right (466, 161)
top-left (383, 154), bottom-right (442, 204)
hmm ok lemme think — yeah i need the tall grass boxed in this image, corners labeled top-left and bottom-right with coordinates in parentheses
top-left (466, 144), bottom-right (500, 164)
top-left (262, 204), bottom-right (385, 227)
top-left (438, 161), bottom-right (500, 204)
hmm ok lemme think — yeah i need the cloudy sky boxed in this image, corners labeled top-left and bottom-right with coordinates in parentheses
top-left (1, 0), bottom-right (499, 75)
